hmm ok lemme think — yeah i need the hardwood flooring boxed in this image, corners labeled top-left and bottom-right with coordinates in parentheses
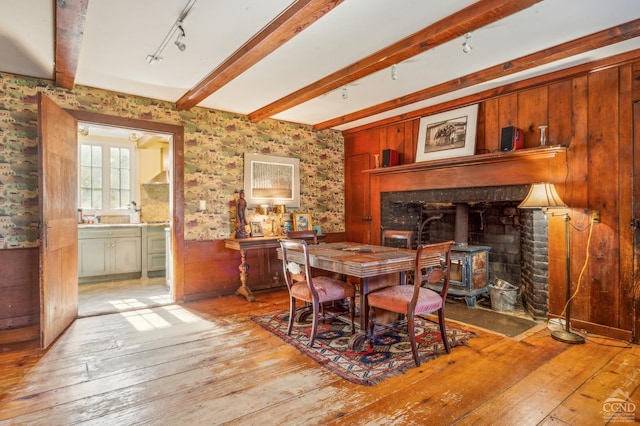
top-left (78, 276), bottom-right (172, 317)
top-left (1, 290), bottom-right (638, 425)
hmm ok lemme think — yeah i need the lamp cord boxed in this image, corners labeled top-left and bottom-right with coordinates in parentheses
top-left (558, 213), bottom-right (594, 320)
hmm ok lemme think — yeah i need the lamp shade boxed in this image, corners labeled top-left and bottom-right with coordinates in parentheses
top-left (518, 183), bottom-right (566, 209)
top-left (254, 205), bottom-right (268, 215)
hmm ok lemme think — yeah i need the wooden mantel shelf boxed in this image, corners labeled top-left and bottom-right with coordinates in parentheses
top-left (366, 145), bottom-right (567, 175)
top-left (367, 145), bottom-right (568, 194)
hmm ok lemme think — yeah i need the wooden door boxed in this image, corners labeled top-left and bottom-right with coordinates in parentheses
top-left (633, 101), bottom-right (640, 343)
top-left (345, 152), bottom-right (371, 243)
top-left (38, 94), bottom-right (78, 348)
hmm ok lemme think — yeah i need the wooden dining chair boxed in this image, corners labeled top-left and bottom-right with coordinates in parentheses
top-left (381, 229), bottom-right (414, 249)
top-left (367, 229), bottom-right (415, 291)
top-left (286, 230), bottom-right (318, 244)
top-left (279, 238), bottom-right (356, 347)
top-left (367, 240), bottom-right (454, 366)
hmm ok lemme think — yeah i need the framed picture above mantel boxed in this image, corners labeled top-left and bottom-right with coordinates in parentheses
top-left (416, 104), bottom-right (478, 163)
top-left (244, 153), bottom-right (300, 207)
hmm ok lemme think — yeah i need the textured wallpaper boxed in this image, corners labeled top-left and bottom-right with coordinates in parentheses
top-left (0, 72), bottom-right (344, 248)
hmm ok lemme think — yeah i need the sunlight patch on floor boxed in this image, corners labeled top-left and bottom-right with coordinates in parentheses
top-left (121, 309), bottom-right (173, 331)
top-left (109, 298), bottom-right (150, 310)
top-left (161, 305), bottom-right (200, 323)
top-left (149, 294), bottom-right (173, 304)
top-left (117, 305), bottom-right (203, 331)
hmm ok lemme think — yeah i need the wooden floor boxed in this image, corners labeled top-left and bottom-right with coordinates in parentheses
top-left (1, 290), bottom-right (638, 425)
top-left (78, 276), bottom-right (171, 317)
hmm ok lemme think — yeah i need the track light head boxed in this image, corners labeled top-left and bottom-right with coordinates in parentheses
top-left (175, 25), bottom-right (186, 51)
top-left (462, 32), bottom-right (472, 53)
top-left (175, 39), bottom-right (186, 51)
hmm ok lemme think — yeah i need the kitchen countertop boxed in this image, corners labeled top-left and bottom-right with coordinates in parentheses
top-left (78, 222), bottom-right (169, 228)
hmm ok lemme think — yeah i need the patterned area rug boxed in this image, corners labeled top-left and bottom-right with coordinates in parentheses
top-left (252, 310), bottom-right (476, 386)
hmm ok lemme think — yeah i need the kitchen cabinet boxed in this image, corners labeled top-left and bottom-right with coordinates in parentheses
top-left (78, 226), bottom-right (142, 281)
top-left (144, 225), bottom-right (167, 277)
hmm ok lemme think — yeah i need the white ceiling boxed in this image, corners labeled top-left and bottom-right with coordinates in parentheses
top-left (1, 0), bottom-right (640, 131)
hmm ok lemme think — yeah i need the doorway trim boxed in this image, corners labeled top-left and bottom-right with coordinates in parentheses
top-left (67, 109), bottom-right (185, 303)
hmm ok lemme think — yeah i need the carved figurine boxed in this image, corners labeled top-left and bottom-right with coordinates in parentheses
top-left (235, 189), bottom-right (249, 239)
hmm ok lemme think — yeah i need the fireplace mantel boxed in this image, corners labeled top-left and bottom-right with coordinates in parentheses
top-left (368, 145), bottom-right (566, 176)
top-left (368, 145), bottom-right (568, 193)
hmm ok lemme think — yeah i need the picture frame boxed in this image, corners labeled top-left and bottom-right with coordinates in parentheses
top-left (250, 221), bottom-right (264, 237)
top-left (244, 153), bottom-right (300, 208)
top-left (415, 104), bottom-right (478, 163)
top-left (292, 213), bottom-right (312, 231)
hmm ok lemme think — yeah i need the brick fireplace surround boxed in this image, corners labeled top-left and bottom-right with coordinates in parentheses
top-left (381, 185), bottom-right (550, 319)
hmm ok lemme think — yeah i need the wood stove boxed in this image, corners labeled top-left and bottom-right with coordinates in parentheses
top-left (437, 245), bottom-right (490, 307)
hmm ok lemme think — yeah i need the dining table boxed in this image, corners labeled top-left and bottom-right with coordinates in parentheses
top-left (277, 241), bottom-right (417, 350)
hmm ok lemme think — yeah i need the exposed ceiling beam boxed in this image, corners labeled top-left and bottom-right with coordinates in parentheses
top-left (247, 0), bottom-right (542, 122)
top-left (55, 0), bottom-right (88, 90)
top-left (316, 19), bottom-right (640, 130)
top-left (342, 48), bottom-right (640, 135)
top-left (175, 0), bottom-right (344, 111)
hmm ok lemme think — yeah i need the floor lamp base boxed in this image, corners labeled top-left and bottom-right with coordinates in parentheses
top-left (551, 329), bottom-right (585, 344)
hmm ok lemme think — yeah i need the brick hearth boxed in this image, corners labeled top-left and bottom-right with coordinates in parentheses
top-left (381, 185), bottom-right (549, 318)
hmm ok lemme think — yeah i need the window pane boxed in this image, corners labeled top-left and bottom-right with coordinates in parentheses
top-left (80, 166), bottom-right (92, 187)
top-left (92, 190), bottom-right (102, 209)
top-left (80, 189), bottom-right (92, 209)
top-left (110, 147), bottom-right (119, 168)
top-left (121, 169), bottom-right (130, 189)
top-left (92, 168), bottom-right (102, 187)
top-left (111, 168), bottom-right (120, 188)
top-left (110, 189), bottom-right (119, 208)
top-left (91, 146), bottom-right (102, 166)
top-left (120, 148), bottom-right (130, 167)
top-left (81, 145), bottom-right (91, 166)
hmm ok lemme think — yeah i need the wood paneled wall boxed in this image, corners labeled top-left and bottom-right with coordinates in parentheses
top-left (183, 231), bottom-right (346, 301)
top-left (0, 231), bottom-right (347, 346)
top-left (0, 248), bottom-right (39, 343)
top-left (344, 62), bottom-right (639, 342)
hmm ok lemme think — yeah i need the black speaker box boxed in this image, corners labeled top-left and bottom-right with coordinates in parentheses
top-left (500, 126), bottom-right (524, 151)
top-left (382, 149), bottom-right (399, 167)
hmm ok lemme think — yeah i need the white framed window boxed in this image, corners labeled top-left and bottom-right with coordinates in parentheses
top-left (79, 139), bottom-right (139, 214)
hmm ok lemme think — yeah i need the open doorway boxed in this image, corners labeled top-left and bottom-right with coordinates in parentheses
top-left (76, 122), bottom-right (174, 317)
top-left (66, 109), bottom-right (184, 320)
top-left (38, 100), bottom-right (185, 347)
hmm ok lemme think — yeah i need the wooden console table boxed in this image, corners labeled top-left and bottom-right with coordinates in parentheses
top-left (224, 236), bottom-right (283, 302)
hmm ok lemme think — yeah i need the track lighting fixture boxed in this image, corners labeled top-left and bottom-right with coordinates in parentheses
top-left (462, 32), bottom-right (473, 53)
top-left (146, 0), bottom-right (196, 64)
top-left (174, 25), bottom-right (186, 52)
top-left (341, 86), bottom-right (348, 100)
